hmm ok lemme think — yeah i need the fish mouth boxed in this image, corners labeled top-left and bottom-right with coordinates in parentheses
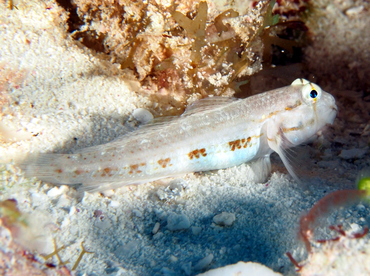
top-left (328, 106), bottom-right (338, 124)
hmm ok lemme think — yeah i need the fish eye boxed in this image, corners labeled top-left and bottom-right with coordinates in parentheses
top-left (310, 90), bottom-right (318, 98)
top-left (302, 83), bottom-right (322, 104)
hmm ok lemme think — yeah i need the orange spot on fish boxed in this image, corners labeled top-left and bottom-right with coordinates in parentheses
top-left (229, 138), bottom-right (249, 151)
top-left (103, 167), bottom-right (111, 174)
top-left (100, 167), bottom-right (114, 177)
top-left (229, 139), bottom-right (241, 151)
top-left (128, 164), bottom-right (142, 174)
top-left (188, 148), bottom-right (207, 159)
top-left (228, 135), bottom-right (261, 151)
top-left (158, 158), bottom-right (171, 168)
top-left (55, 169), bottom-right (63, 174)
top-left (74, 169), bottom-right (83, 175)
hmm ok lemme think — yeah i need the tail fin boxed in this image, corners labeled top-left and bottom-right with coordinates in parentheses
top-left (18, 153), bottom-right (81, 185)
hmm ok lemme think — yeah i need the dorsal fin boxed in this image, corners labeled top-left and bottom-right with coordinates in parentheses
top-left (132, 96), bottom-right (239, 131)
top-left (291, 78), bottom-right (310, 86)
top-left (183, 96), bottom-right (239, 116)
top-left (75, 97), bottom-right (238, 154)
top-left (129, 97), bottom-right (238, 134)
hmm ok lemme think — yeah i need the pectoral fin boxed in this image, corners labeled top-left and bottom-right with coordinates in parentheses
top-left (267, 122), bottom-right (301, 183)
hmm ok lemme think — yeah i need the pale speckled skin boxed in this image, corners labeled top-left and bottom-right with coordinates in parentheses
top-left (22, 79), bottom-right (337, 191)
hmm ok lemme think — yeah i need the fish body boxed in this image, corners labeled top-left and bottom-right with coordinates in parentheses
top-left (21, 79), bottom-right (337, 191)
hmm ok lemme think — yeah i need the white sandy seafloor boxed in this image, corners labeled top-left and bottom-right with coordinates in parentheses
top-left (0, 0), bottom-right (370, 275)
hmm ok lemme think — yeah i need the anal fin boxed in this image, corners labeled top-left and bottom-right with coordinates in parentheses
top-left (249, 155), bottom-right (272, 183)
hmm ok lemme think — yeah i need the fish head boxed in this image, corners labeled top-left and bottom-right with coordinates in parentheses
top-left (279, 79), bottom-right (338, 147)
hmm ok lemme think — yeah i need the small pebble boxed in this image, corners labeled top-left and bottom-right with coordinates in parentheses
top-left (152, 222), bottom-right (160, 234)
top-left (161, 267), bottom-right (176, 276)
top-left (109, 200), bottom-right (120, 208)
top-left (47, 186), bottom-right (66, 197)
top-left (169, 255), bottom-right (178, 262)
top-left (182, 262), bottom-right (192, 276)
top-left (193, 254), bottom-right (214, 271)
top-left (213, 212), bottom-right (236, 226)
top-left (192, 226), bottom-right (202, 235)
top-left (345, 5), bottom-right (364, 17)
top-left (166, 213), bottom-right (191, 231)
top-left (132, 108), bottom-right (153, 124)
top-left (132, 209), bottom-right (143, 218)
